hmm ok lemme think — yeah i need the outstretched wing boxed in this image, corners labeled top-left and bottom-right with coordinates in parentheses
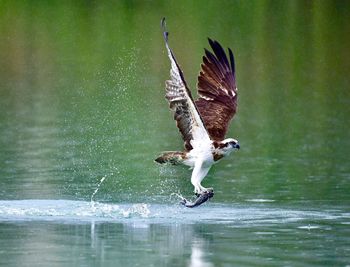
top-left (195, 38), bottom-right (237, 141)
top-left (161, 18), bottom-right (211, 151)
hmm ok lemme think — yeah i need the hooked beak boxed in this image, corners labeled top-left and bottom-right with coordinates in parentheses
top-left (229, 141), bottom-right (240, 150)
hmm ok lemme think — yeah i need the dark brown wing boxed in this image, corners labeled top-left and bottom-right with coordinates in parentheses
top-left (195, 38), bottom-right (237, 141)
top-left (161, 18), bottom-right (211, 151)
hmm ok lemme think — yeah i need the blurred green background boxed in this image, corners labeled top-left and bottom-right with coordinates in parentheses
top-left (0, 0), bottom-right (349, 203)
top-left (1, 1), bottom-right (350, 266)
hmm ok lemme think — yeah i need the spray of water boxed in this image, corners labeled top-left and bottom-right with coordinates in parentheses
top-left (90, 175), bottom-right (107, 207)
top-left (170, 192), bottom-right (185, 202)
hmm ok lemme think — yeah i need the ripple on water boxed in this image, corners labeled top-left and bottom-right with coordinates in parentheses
top-left (0, 200), bottom-right (151, 222)
top-left (0, 200), bottom-right (348, 227)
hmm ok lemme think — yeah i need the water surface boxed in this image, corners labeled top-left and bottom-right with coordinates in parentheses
top-left (0, 200), bottom-right (349, 266)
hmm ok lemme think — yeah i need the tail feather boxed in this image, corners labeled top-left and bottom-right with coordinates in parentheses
top-left (155, 151), bottom-right (186, 165)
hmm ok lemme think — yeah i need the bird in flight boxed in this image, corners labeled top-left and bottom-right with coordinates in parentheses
top-left (155, 18), bottom-right (240, 207)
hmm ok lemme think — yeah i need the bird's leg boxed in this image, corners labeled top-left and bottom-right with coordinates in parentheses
top-left (201, 185), bottom-right (213, 193)
top-left (191, 161), bottom-right (211, 196)
top-left (195, 185), bottom-right (213, 196)
top-left (194, 185), bottom-right (206, 195)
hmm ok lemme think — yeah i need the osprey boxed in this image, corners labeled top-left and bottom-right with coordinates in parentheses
top-left (156, 18), bottom-right (240, 207)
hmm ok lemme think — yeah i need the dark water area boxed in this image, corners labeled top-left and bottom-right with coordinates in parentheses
top-left (0, 1), bottom-right (349, 266)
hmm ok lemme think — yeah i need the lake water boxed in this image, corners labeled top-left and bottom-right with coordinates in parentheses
top-left (0, 1), bottom-right (349, 266)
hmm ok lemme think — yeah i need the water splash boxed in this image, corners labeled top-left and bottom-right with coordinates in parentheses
top-left (0, 200), bottom-right (347, 226)
top-left (0, 200), bottom-right (151, 221)
top-left (170, 192), bottom-right (186, 202)
top-left (91, 175), bottom-right (107, 204)
top-left (119, 203), bottom-right (150, 218)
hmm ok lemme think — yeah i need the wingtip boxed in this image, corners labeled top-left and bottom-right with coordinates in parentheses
top-left (161, 17), bottom-right (166, 28)
top-left (228, 47), bottom-right (235, 73)
top-left (204, 48), bottom-right (215, 62)
top-left (208, 38), bottom-right (223, 56)
top-left (207, 37), bottom-right (215, 48)
top-left (161, 17), bottom-right (169, 42)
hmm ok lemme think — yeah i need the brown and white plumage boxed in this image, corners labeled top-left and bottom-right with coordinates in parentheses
top-left (156, 18), bottom-right (240, 197)
top-left (196, 38), bottom-right (237, 141)
top-left (162, 23), bottom-right (211, 151)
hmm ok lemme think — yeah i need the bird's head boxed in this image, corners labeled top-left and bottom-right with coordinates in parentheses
top-left (215, 138), bottom-right (240, 155)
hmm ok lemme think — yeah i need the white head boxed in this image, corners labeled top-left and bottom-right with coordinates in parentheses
top-left (215, 138), bottom-right (240, 155)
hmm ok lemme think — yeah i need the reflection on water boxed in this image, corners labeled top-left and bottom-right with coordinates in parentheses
top-left (189, 238), bottom-right (213, 267)
top-left (0, 200), bottom-right (349, 266)
top-left (0, 1), bottom-right (349, 266)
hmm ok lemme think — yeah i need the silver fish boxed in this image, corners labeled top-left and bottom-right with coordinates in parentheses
top-left (180, 190), bottom-right (214, 208)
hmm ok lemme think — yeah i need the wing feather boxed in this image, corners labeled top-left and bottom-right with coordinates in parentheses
top-left (161, 18), bottom-right (211, 151)
top-left (195, 38), bottom-right (237, 141)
